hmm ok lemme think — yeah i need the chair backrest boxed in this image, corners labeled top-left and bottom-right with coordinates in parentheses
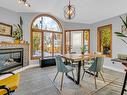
top-left (55, 55), bottom-right (66, 72)
top-left (89, 57), bottom-right (104, 72)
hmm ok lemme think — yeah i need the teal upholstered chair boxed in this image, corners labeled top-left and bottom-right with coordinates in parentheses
top-left (82, 57), bottom-right (105, 89)
top-left (53, 55), bottom-right (75, 90)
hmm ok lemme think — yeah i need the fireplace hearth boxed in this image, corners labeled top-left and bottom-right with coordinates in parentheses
top-left (0, 48), bottom-right (23, 72)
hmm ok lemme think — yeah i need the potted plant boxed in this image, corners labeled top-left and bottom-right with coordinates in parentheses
top-left (12, 16), bottom-right (23, 44)
top-left (114, 16), bottom-right (127, 59)
top-left (115, 16), bottom-right (127, 45)
top-left (101, 30), bottom-right (111, 54)
top-left (12, 24), bottom-right (23, 44)
top-left (80, 45), bottom-right (87, 54)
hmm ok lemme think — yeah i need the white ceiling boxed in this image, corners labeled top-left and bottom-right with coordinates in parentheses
top-left (0, 0), bottom-right (127, 24)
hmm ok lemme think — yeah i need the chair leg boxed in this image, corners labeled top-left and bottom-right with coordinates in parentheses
top-left (99, 72), bottom-right (105, 83)
top-left (72, 71), bottom-right (75, 80)
top-left (81, 69), bottom-right (85, 80)
top-left (75, 66), bottom-right (78, 74)
top-left (94, 72), bottom-right (97, 89)
top-left (82, 63), bottom-right (85, 71)
top-left (60, 73), bottom-right (64, 90)
top-left (89, 71), bottom-right (92, 77)
top-left (53, 72), bottom-right (59, 81)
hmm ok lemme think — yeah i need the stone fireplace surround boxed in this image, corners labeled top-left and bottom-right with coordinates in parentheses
top-left (0, 43), bottom-right (29, 72)
top-left (0, 48), bottom-right (23, 72)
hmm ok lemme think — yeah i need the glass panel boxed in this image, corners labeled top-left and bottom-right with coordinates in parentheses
top-left (84, 31), bottom-right (89, 53)
top-left (32, 32), bottom-right (42, 57)
top-left (54, 33), bottom-right (62, 55)
top-left (32, 16), bottom-right (61, 32)
top-left (101, 27), bottom-right (111, 55)
top-left (98, 25), bottom-right (112, 57)
top-left (71, 31), bottom-right (83, 53)
top-left (43, 32), bottom-right (52, 57)
top-left (65, 32), bottom-right (70, 53)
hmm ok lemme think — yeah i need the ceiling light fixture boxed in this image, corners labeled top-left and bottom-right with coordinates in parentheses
top-left (17, 0), bottom-right (31, 7)
top-left (64, 0), bottom-right (75, 20)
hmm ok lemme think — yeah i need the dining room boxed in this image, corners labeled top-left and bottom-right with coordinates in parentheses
top-left (0, 0), bottom-right (127, 95)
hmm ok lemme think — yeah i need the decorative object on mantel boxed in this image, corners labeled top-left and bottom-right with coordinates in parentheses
top-left (17, 0), bottom-right (31, 7)
top-left (0, 23), bottom-right (12, 37)
top-left (0, 42), bottom-right (28, 46)
top-left (115, 16), bottom-right (127, 45)
top-left (64, 0), bottom-right (75, 20)
top-left (12, 25), bottom-right (23, 44)
top-left (12, 16), bottom-right (23, 44)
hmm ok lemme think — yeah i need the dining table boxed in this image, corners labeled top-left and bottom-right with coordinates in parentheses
top-left (61, 53), bottom-right (105, 85)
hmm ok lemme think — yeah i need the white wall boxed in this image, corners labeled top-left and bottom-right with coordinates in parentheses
top-left (18, 12), bottom-right (91, 42)
top-left (91, 15), bottom-right (127, 72)
top-left (18, 13), bottom-right (38, 42)
top-left (0, 7), bottom-right (126, 72)
top-left (62, 21), bottom-right (91, 30)
top-left (0, 7), bottom-right (19, 41)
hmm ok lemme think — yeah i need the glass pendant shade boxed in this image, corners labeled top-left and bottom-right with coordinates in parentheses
top-left (17, 0), bottom-right (30, 7)
top-left (64, 0), bottom-right (75, 20)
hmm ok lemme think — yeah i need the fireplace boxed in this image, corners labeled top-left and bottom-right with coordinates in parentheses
top-left (0, 48), bottom-right (23, 72)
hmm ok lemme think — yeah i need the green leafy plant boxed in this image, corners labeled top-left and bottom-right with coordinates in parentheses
top-left (33, 33), bottom-right (41, 53)
top-left (101, 29), bottom-right (111, 47)
top-left (115, 16), bottom-right (127, 45)
top-left (12, 16), bottom-right (23, 40)
top-left (80, 45), bottom-right (87, 53)
top-left (12, 24), bottom-right (23, 40)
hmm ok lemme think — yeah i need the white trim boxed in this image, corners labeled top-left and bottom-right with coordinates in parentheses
top-left (0, 64), bottom-right (39, 80)
top-left (103, 65), bottom-right (125, 73)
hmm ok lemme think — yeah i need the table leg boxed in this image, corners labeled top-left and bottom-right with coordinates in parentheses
top-left (77, 60), bottom-right (81, 84)
top-left (84, 71), bottom-right (98, 77)
top-left (121, 71), bottom-right (127, 95)
top-left (66, 60), bottom-right (81, 85)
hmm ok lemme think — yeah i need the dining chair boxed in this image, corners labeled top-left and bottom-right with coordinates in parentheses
top-left (53, 55), bottom-right (75, 90)
top-left (82, 57), bottom-right (105, 89)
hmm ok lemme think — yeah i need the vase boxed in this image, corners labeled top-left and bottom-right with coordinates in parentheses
top-left (81, 52), bottom-right (84, 55)
top-left (103, 47), bottom-right (110, 54)
top-left (15, 39), bottom-right (20, 44)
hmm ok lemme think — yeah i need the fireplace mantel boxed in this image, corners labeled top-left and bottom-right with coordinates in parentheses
top-left (0, 43), bottom-right (29, 67)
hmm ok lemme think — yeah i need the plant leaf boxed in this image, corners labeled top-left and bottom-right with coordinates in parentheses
top-left (20, 16), bottom-right (23, 26)
top-left (121, 39), bottom-right (127, 45)
top-left (17, 24), bottom-right (22, 31)
top-left (126, 15), bottom-right (127, 24)
top-left (120, 16), bottom-right (127, 28)
top-left (115, 32), bottom-right (127, 38)
top-left (114, 32), bottom-right (123, 34)
top-left (117, 34), bottom-right (127, 38)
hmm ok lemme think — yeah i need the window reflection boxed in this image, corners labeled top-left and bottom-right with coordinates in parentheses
top-left (97, 25), bottom-right (112, 57)
top-left (31, 15), bottom-right (63, 59)
top-left (32, 16), bottom-right (61, 32)
top-left (32, 32), bottom-right (42, 57)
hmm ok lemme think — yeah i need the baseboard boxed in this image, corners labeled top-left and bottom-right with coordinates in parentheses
top-left (103, 65), bottom-right (125, 73)
top-left (0, 64), bottom-right (39, 80)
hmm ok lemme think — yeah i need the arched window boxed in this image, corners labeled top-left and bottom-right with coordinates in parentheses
top-left (31, 14), bottom-right (63, 59)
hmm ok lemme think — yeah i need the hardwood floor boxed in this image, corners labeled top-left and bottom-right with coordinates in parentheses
top-left (14, 66), bottom-right (127, 95)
